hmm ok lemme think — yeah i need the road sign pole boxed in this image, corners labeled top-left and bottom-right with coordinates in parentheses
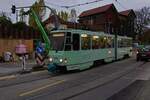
top-left (21, 55), bottom-right (26, 71)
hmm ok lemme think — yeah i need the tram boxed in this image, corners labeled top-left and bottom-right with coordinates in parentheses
top-left (45, 29), bottom-right (132, 72)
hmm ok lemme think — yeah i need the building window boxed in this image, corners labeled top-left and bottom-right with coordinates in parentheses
top-left (90, 19), bottom-right (93, 25)
top-left (105, 22), bottom-right (112, 34)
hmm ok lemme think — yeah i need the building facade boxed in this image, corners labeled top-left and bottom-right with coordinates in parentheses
top-left (78, 4), bottom-right (136, 37)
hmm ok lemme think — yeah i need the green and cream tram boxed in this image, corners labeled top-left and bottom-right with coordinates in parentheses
top-left (46, 29), bottom-right (132, 72)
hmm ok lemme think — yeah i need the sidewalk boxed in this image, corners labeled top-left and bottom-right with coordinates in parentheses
top-left (0, 60), bottom-right (36, 76)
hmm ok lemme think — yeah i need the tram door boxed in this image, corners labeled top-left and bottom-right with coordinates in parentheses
top-left (65, 32), bottom-right (72, 51)
top-left (73, 34), bottom-right (80, 50)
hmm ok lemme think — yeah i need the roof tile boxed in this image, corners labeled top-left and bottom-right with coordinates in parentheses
top-left (119, 9), bottom-right (132, 16)
top-left (79, 4), bottom-right (114, 17)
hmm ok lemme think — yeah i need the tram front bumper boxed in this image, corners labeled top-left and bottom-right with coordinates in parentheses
top-left (47, 63), bottom-right (57, 72)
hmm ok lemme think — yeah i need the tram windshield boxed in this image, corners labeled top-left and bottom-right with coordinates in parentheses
top-left (49, 33), bottom-right (65, 51)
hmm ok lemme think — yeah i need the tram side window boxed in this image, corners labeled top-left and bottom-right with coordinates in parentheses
top-left (121, 39), bottom-right (125, 47)
top-left (100, 37), bottom-right (112, 48)
top-left (107, 37), bottom-right (113, 48)
top-left (124, 39), bottom-right (128, 47)
top-left (73, 34), bottom-right (80, 50)
top-left (123, 39), bottom-right (130, 47)
top-left (127, 39), bottom-right (132, 47)
top-left (66, 32), bottom-right (72, 44)
top-left (112, 38), bottom-right (115, 48)
top-left (99, 37), bottom-right (105, 48)
top-left (120, 39), bottom-right (124, 48)
top-left (81, 35), bottom-right (91, 50)
top-left (92, 36), bottom-right (99, 49)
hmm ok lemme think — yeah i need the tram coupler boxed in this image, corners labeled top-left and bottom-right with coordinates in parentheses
top-left (47, 63), bottom-right (58, 73)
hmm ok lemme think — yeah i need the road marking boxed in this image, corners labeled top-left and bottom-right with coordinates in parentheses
top-left (31, 70), bottom-right (47, 75)
top-left (0, 75), bottom-right (16, 80)
top-left (19, 79), bottom-right (66, 97)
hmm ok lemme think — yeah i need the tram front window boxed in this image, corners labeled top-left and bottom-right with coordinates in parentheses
top-left (50, 33), bottom-right (65, 51)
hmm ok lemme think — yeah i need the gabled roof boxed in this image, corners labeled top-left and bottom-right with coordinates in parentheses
top-left (43, 15), bottom-right (84, 29)
top-left (44, 15), bottom-right (66, 25)
top-left (119, 9), bottom-right (136, 17)
top-left (79, 4), bottom-right (114, 17)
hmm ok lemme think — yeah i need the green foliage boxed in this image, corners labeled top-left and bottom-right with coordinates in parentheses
top-left (38, 0), bottom-right (46, 18)
top-left (58, 10), bottom-right (69, 21)
top-left (19, 8), bottom-right (25, 22)
top-left (0, 15), bottom-right (12, 26)
top-left (29, 0), bottom-right (46, 29)
top-left (13, 22), bottom-right (27, 31)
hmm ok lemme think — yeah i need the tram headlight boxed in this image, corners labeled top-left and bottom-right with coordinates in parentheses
top-left (64, 58), bottom-right (67, 63)
top-left (49, 57), bottom-right (53, 62)
top-left (59, 59), bottom-right (63, 63)
top-left (108, 50), bottom-right (112, 54)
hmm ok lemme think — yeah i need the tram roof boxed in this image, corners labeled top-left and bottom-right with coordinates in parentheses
top-left (51, 29), bottom-right (110, 36)
top-left (51, 29), bottom-right (132, 39)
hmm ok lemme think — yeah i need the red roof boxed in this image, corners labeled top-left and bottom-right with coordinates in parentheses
top-left (44, 15), bottom-right (66, 25)
top-left (79, 4), bottom-right (114, 17)
top-left (119, 9), bottom-right (133, 16)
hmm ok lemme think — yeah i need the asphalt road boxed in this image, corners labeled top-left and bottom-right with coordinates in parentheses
top-left (0, 61), bottom-right (35, 76)
top-left (108, 61), bottom-right (150, 100)
top-left (0, 57), bottom-right (148, 100)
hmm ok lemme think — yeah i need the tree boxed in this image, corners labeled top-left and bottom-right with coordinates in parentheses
top-left (13, 22), bottom-right (27, 31)
top-left (28, 0), bottom-right (46, 29)
top-left (64, 11), bottom-right (69, 21)
top-left (58, 10), bottom-right (69, 21)
top-left (19, 8), bottom-right (26, 22)
top-left (140, 29), bottom-right (150, 44)
top-left (69, 9), bottom-right (77, 23)
top-left (0, 14), bottom-right (12, 28)
top-left (0, 14), bottom-right (12, 38)
top-left (135, 7), bottom-right (150, 35)
top-left (0, 12), bottom-right (11, 23)
top-left (38, 0), bottom-right (46, 19)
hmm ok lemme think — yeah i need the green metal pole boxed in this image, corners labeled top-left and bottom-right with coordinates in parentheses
top-left (30, 9), bottom-right (51, 54)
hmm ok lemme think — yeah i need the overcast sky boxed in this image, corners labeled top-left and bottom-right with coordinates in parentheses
top-left (0, 0), bottom-right (150, 22)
